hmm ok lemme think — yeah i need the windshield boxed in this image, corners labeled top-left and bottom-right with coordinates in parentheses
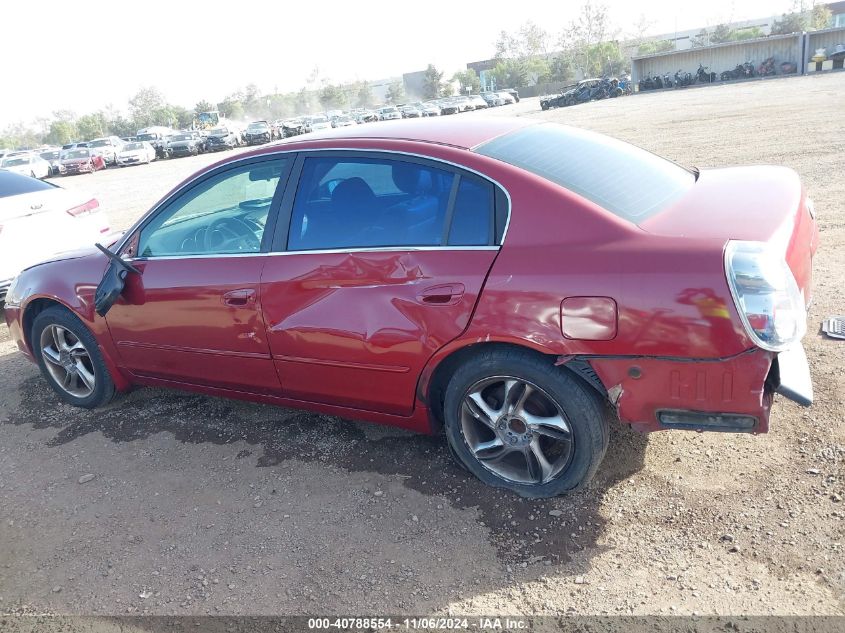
top-left (40, 151), bottom-right (60, 160)
top-left (248, 123), bottom-right (269, 130)
top-left (89, 139), bottom-right (110, 147)
top-left (210, 128), bottom-right (228, 136)
top-left (172, 135), bottom-right (193, 141)
top-left (137, 134), bottom-right (156, 141)
top-left (311, 117), bottom-right (328, 124)
top-left (2, 157), bottom-right (29, 167)
top-left (476, 123), bottom-right (695, 223)
top-left (380, 107), bottom-right (397, 113)
top-left (123, 142), bottom-right (144, 150)
top-left (63, 149), bottom-right (90, 159)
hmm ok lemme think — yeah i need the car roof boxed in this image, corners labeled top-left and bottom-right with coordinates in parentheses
top-left (294, 116), bottom-right (536, 150)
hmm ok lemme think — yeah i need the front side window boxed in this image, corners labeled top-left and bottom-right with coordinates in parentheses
top-left (138, 159), bottom-right (288, 257)
top-left (288, 157), bottom-right (457, 251)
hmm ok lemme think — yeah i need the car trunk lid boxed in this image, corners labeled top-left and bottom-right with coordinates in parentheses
top-left (640, 166), bottom-right (818, 306)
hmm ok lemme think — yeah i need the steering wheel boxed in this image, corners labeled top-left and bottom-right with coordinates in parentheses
top-left (202, 217), bottom-right (261, 252)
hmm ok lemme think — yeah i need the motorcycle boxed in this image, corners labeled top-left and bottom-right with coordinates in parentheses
top-left (638, 76), bottom-right (654, 91)
top-left (673, 69), bottom-right (693, 87)
top-left (720, 65), bottom-right (743, 81)
top-left (741, 60), bottom-right (756, 78)
top-left (758, 56), bottom-right (776, 76)
top-left (696, 63), bottom-right (717, 83)
top-left (662, 73), bottom-right (674, 89)
top-left (601, 77), bottom-right (623, 98)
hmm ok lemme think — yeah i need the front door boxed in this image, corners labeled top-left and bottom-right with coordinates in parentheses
top-left (260, 153), bottom-right (502, 415)
top-left (106, 157), bottom-right (291, 392)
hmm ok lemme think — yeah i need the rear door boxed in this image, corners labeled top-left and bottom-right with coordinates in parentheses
top-left (259, 151), bottom-right (506, 415)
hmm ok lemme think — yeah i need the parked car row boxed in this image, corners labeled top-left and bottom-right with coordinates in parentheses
top-left (267, 90), bottom-right (521, 139)
top-left (0, 88), bottom-right (523, 176)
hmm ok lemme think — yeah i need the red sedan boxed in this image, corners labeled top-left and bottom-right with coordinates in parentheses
top-left (59, 148), bottom-right (107, 175)
top-left (2, 118), bottom-right (818, 497)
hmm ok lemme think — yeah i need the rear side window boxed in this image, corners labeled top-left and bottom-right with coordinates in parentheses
top-left (475, 123), bottom-right (694, 222)
top-left (0, 169), bottom-right (57, 197)
top-left (288, 157), bottom-right (456, 250)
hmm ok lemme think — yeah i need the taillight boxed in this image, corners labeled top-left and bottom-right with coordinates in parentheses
top-left (724, 240), bottom-right (806, 352)
top-left (67, 199), bottom-right (99, 217)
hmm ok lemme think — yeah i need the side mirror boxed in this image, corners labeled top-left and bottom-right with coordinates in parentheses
top-left (93, 243), bottom-right (140, 317)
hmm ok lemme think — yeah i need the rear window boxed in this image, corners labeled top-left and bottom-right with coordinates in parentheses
top-left (0, 170), bottom-right (57, 198)
top-left (475, 123), bottom-right (694, 223)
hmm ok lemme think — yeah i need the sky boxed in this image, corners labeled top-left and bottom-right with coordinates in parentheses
top-left (3, 0), bottom-right (796, 128)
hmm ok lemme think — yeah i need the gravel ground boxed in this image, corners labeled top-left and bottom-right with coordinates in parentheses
top-left (1, 73), bottom-right (843, 617)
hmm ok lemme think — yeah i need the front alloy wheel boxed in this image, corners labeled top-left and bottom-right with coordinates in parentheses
top-left (40, 324), bottom-right (96, 398)
top-left (32, 306), bottom-right (116, 409)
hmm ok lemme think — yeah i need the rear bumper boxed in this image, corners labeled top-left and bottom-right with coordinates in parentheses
top-left (587, 345), bottom-right (812, 434)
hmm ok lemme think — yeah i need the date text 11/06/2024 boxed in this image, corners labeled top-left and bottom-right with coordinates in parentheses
top-left (306, 617), bottom-right (529, 630)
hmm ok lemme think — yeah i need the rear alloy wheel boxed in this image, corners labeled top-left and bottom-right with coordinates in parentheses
top-left (444, 348), bottom-right (609, 498)
top-left (32, 306), bottom-right (115, 409)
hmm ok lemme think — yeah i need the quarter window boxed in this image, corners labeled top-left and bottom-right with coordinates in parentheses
top-left (447, 175), bottom-right (494, 246)
top-left (137, 159), bottom-right (287, 257)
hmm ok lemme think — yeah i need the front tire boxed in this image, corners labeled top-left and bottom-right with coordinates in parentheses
top-left (443, 348), bottom-right (609, 498)
top-left (32, 306), bottom-right (116, 409)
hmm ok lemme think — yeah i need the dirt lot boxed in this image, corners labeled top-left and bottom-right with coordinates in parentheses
top-left (1, 73), bottom-right (843, 617)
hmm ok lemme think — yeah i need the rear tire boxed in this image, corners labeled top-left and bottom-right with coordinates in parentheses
top-left (443, 348), bottom-right (609, 498)
top-left (32, 306), bottom-right (116, 409)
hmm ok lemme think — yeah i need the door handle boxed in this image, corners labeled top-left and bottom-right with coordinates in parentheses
top-left (222, 288), bottom-right (256, 307)
top-left (417, 283), bottom-right (465, 305)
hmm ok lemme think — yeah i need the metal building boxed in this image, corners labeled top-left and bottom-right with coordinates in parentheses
top-left (631, 33), bottom-right (805, 86)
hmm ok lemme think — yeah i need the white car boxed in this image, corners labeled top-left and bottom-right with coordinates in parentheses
top-left (87, 136), bottom-right (124, 166)
top-left (469, 95), bottom-right (489, 109)
top-left (116, 141), bottom-right (156, 166)
top-left (421, 101), bottom-right (442, 116)
top-left (496, 91), bottom-right (516, 105)
top-left (378, 106), bottom-right (402, 121)
top-left (0, 170), bottom-right (114, 304)
top-left (1, 153), bottom-right (51, 179)
top-left (309, 116), bottom-right (333, 132)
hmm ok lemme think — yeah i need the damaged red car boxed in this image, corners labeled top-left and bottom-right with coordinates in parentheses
top-left (3, 118), bottom-right (818, 497)
top-left (59, 147), bottom-right (107, 175)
